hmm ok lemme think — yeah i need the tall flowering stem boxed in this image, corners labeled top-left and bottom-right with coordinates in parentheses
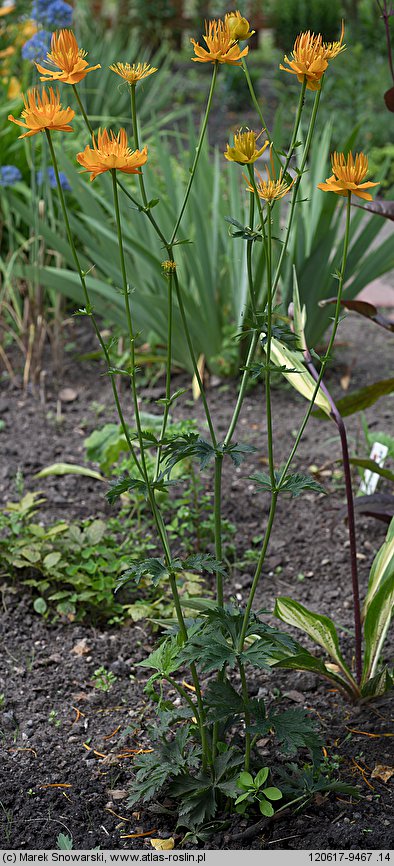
top-left (110, 168), bottom-right (210, 766)
top-left (130, 83), bottom-right (148, 208)
top-left (237, 173), bottom-right (278, 655)
top-left (170, 62), bottom-right (218, 244)
top-left (44, 130), bottom-right (144, 478)
top-left (272, 84), bottom-right (322, 298)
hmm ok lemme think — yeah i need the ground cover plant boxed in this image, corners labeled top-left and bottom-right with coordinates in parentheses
top-left (1, 1), bottom-right (393, 850)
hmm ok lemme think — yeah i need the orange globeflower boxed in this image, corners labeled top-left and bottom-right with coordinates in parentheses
top-left (191, 18), bottom-right (248, 65)
top-left (8, 87), bottom-right (75, 138)
top-left (76, 128), bottom-right (148, 182)
top-left (245, 167), bottom-right (293, 203)
top-left (109, 62), bottom-right (157, 84)
top-left (280, 31), bottom-right (327, 90)
top-left (317, 152), bottom-right (379, 201)
top-left (36, 29), bottom-right (100, 85)
top-left (323, 21), bottom-right (346, 59)
top-left (225, 10), bottom-right (254, 40)
top-left (225, 129), bottom-right (268, 164)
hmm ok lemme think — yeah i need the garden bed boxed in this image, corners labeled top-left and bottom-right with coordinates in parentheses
top-left (0, 311), bottom-right (393, 851)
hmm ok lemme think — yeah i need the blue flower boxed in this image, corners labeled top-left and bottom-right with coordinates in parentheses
top-left (36, 167), bottom-right (72, 191)
top-left (0, 165), bottom-right (23, 187)
top-left (31, 0), bottom-right (73, 28)
top-left (21, 30), bottom-right (52, 62)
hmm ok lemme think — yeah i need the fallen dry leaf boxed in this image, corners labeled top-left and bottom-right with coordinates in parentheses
top-left (71, 639), bottom-right (90, 656)
top-left (150, 838), bottom-right (175, 850)
top-left (107, 789), bottom-right (127, 801)
top-left (371, 765), bottom-right (394, 783)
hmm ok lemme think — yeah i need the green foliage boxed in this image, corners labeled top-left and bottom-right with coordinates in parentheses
top-left (234, 768), bottom-right (282, 817)
top-left (274, 518), bottom-right (394, 699)
top-left (269, 0), bottom-right (341, 48)
top-left (251, 470), bottom-right (326, 498)
top-left (91, 666), bottom-right (117, 692)
top-left (0, 492), bottom-right (205, 624)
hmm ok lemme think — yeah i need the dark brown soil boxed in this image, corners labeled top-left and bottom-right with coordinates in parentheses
top-left (0, 312), bottom-right (393, 851)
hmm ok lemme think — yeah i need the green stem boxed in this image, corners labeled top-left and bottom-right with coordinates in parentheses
top-left (242, 58), bottom-right (285, 171)
top-left (130, 84), bottom-right (149, 209)
top-left (239, 661), bottom-right (251, 771)
top-left (164, 674), bottom-right (201, 720)
top-left (72, 84), bottom-right (93, 135)
top-left (224, 331), bottom-right (259, 447)
top-left (112, 169), bottom-right (209, 767)
top-left (280, 77), bottom-right (307, 179)
top-left (214, 454), bottom-right (223, 606)
top-left (247, 169), bottom-right (275, 486)
top-left (172, 269), bottom-right (217, 446)
top-left (278, 192), bottom-right (352, 485)
top-left (246, 190), bottom-right (257, 320)
top-left (72, 82), bottom-right (168, 247)
top-left (272, 85), bottom-right (322, 298)
top-left (154, 269), bottom-right (173, 480)
top-left (238, 493), bottom-right (278, 653)
top-left (45, 130), bottom-right (143, 478)
top-left (170, 63), bottom-right (218, 245)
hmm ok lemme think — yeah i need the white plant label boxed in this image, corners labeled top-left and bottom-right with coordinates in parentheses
top-left (359, 441), bottom-right (389, 495)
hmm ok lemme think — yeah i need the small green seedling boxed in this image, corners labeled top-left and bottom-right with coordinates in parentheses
top-left (91, 666), bottom-right (117, 692)
top-left (235, 768), bottom-right (283, 816)
top-left (48, 709), bottom-right (61, 728)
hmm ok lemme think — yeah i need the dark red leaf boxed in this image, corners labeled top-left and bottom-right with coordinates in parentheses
top-left (351, 199), bottom-right (394, 221)
top-left (319, 298), bottom-right (394, 332)
top-left (341, 494), bottom-right (394, 524)
top-left (384, 86), bottom-right (394, 111)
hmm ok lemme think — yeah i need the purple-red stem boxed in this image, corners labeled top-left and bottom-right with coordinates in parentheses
top-left (304, 348), bottom-right (363, 684)
top-left (377, 0), bottom-right (394, 83)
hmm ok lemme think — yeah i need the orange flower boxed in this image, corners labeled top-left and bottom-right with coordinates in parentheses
top-left (280, 31), bottom-right (327, 90)
top-left (36, 29), bottom-right (100, 85)
top-left (8, 86), bottom-right (75, 138)
top-left (109, 62), bottom-right (157, 84)
top-left (317, 152), bottom-right (379, 200)
top-left (76, 128), bottom-right (148, 182)
top-left (0, 4), bottom-right (15, 16)
top-left (191, 18), bottom-right (248, 65)
top-left (323, 21), bottom-right (346, 59)
top-left (245, 167), bottom-right (293, 203)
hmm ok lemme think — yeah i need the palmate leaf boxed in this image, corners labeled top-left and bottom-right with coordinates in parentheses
top-left (116, 557), bottom-right (168, 590)
top-left (162, 434), bottom-right (216, 475)
top-left (222, 442), bottom-right (256, 467)
top-left (106, 474), bottom-right (148, 504)
top-left (184, 554), bottom-right (226, 576)
top-left (127, 728), bottom-right (191, 807)
top-left (251, 470), bottom-right (326, 498)
top-left (204, 680), bottom-right (245, 722)
top-left (248, 706), bottom-right (322, 762)
top-left (179, 632), bottom-right (237, 673)
top-left (138, 636), bottom-right (181, 676)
